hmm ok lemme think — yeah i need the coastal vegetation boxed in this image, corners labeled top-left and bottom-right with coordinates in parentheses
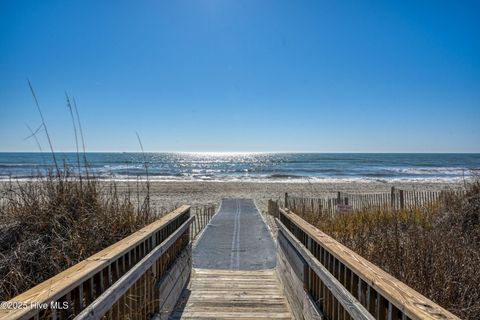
top-left (0, 86), bottom-right (166, 301)
top-left (290, 180), bottom-right (480, 319)
top-left (0, 170), bottom-right (161, 301)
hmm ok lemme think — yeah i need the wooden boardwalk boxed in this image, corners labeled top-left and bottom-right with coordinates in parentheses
top-left (171, 199), bottom-right (293, 319)
top-left (1, 199), bottom-right (460, 320)
top-left (170, 268), bottom-right (293, 319)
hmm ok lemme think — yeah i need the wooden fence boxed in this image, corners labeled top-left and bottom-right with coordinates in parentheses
top-left (0, 204), bottom-right (216, 320)
top-left (189, 205), bottom-right (216, 240)
top-left (273, 204), bottom-right (459, 320)
top-left (285, 187), bottom-right (464, 217)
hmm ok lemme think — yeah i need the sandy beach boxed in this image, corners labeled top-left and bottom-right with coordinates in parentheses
top-left (107, 180), bottom-right (464, 214)
top-left (1, 179), bottom-right (464, 214)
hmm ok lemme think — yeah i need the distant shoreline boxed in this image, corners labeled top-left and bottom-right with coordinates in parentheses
top-left (0, 176), bottom-right (472, 184)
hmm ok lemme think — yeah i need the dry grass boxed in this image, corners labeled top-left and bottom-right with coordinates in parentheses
top-left (294, 182), bottom-right (480, 319)
top-left (0, 170), bottom-right (165, 301)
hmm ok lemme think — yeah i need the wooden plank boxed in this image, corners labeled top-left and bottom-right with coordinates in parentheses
top-left (170, 311), bottom-right (293, 318)
top-left (303, 293), bottom-right (322, 320)
top-left (0, 205), bottom-right (191, 320)
top-left (194, 269), bottom-right (274, 275)
top-left (190, 284), bottom-right (280, 289)
top-left (158, 249), bottom-right (191, 320)
top-left (278, 232), bottom-right (305, 280)
top-left (276, 233), bottom-right (307, 320)
top-left (179, 300), bottom-right (288, 307)
top-left (171, 268), bottom-right (293, 320)
top-left (75, 216), bottom-right (194, 320)
top-left (279, 208), bottom-right (460, 320)
top-left (277, 218), bottom-right (374, 320)
top-left (285, 241), bottom-right (321, 320)
top-left (176, 305), bottom-right (288, 312)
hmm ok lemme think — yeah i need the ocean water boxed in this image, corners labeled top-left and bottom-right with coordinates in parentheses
top-left (0, 152), bottom-right (479, 183)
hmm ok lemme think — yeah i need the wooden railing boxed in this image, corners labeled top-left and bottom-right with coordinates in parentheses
top-left (285, 187), bottom-right (464, 217)
top-left (275, 206), bottom-right (460, 320)
top-left (189, 205), bottom-right (216, 240)
top-left (0, 205), bottom-right (194, 320)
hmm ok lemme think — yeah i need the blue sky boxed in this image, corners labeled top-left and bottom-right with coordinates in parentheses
top-left (1, 0), bottom-right (479, 152)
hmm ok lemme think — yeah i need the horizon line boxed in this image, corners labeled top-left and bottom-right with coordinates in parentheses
top-left (1, 151), bottom-right (480, 154)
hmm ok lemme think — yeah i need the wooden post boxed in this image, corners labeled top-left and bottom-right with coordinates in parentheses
top-left (285, 192), bottom-right (288, 208)
top-left (390, 187), bottom-right (395, 209)
top-left (337, 192), bottom-right (341, 205)
top-left (399, 189), bottom-right (405, 210)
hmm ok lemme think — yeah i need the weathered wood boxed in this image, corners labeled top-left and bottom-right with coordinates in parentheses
top-left (157, 247), bottom-right (191, 320)
top-left (399, 189), bottom-right (405, 210)
top-left (277, 218), bottom-right (374, 320)
top-left (171, 268), bottom-right (293, 320)
top-left (0, 206), bottom-right (191, 320)
top-left (277, 235), bottom-right (322, 320)
top-left (279, 208), bottom-right (460, 320)
top-left (284, 187), bottom-right (458, 218)
top-left (75, 216), bottom-right (194, 320)
top-left (276, 236), bottom-right (305, 320)
top-left (278, 232), bottom-right (305, 280)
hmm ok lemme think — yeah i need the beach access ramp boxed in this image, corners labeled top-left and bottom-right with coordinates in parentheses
top-left (171, 198), bottom-right (292, 319)
top-left (193, 198), bottom-right (276, 270)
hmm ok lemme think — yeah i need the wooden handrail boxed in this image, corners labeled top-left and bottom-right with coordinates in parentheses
top-left (276, 218), bottom-right (374, 320)
top-left (279, 207), bottom-right (459, 320)
top-left (76, 216), bottom-right (194, 319)
top-left (0, 205), bottom-right (191, 320)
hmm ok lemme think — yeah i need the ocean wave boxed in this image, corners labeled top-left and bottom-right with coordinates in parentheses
top-left (384, 167), bottom-right (473, 175)
top-left (0, 163), bottom-right (44, 168)
top-left (0, 174), bottom-right (470, 184)
top-left (1, 153), bottom-right (479, 183)
top-left (268, 174), bottom-right (308, 179)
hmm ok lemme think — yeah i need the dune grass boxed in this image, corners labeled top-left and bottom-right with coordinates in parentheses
top-left (293, 181), bottom-right (480, 319)
top-left (0, 86), bottom-right (172, 301)
top-left (0, 170), bottom-right (164, 301)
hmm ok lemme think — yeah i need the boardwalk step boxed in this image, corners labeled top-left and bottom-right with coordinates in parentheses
top-left (171, 268), bottom-right (294, 320)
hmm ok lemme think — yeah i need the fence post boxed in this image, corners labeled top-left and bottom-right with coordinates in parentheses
top-left (187, 207), bottom-right (192, 240)
top-left (390, 187), bottom-right (395, 209)
top-left (337, 192), bottom-right (341, 205)
top-left (399, 189), bottom-right (405, 210)
top-left (285, 192), bottom-right (288, 208)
